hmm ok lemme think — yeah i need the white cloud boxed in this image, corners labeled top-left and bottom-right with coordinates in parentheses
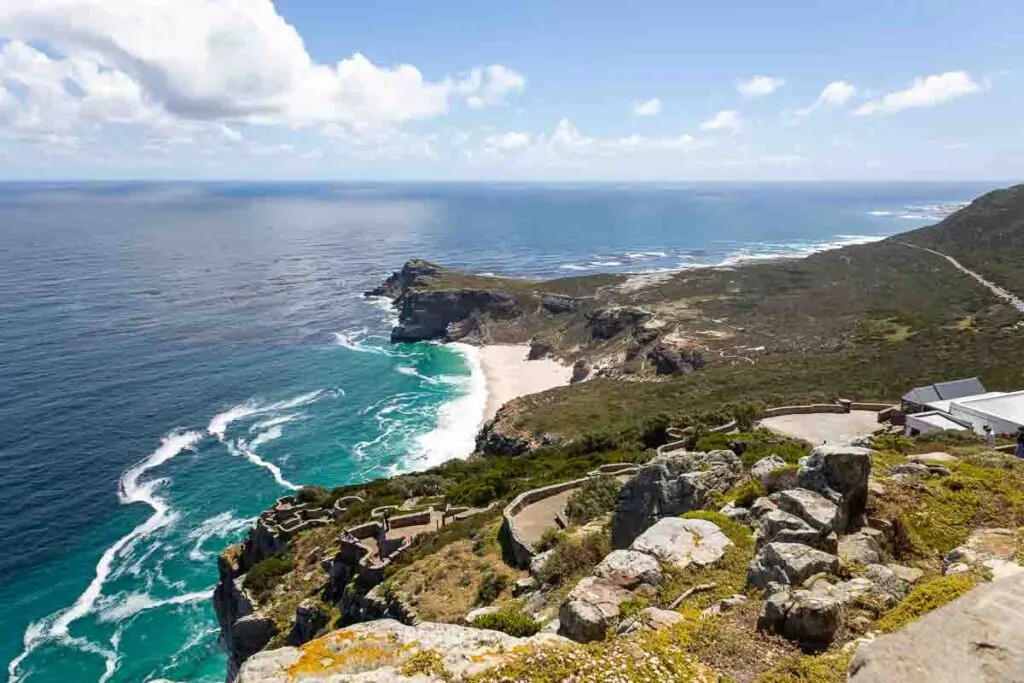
top-left (699, 110), bottom-right (743, 134)
top-left (736, 75), bottom-right (784, 98)
top-left (0, 0), bottom-right (525, 147)
top-left (632, 97), bottom-right (663, 117)
top-left (795, 81), bottom-right (857, 116)
top-left (483, 131), bottom-right (532, 153)
top-left (854, 71), bottom-right (981, 116)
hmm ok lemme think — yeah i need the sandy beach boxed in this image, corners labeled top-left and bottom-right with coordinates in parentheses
top-left (478, 345), bottom-right (573, 421)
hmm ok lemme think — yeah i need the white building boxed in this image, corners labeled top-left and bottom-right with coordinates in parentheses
top-left (904, 411), bottom-right (971, 436)
top-left (939, 391), bottom-right (1024, 435)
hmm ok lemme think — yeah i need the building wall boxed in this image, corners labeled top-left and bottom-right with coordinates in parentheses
top-left (949, 404), bottom-right (1022, 435)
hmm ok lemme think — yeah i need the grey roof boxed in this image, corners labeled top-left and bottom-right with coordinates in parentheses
top-left (903, 377), bottom-right (986, 405)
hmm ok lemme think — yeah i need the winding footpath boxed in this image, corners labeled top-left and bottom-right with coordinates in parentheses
top-left (900, 242), bottom-right (1024, 314)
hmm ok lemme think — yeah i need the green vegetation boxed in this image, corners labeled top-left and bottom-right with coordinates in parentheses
top-left (536, 530), bottom-right (612, 586)
top-left (728, 478), bottom-right (764, 507)
top-left (398, 650), bottom-right (450, 680)
top-left (696, 430), bottom-right (809, 469)
top-left (242, 553), bottom-right (296, 598)
top-left (876, 575), bottom-right (975, 633)
top-left (754, 653), bottom-right (852, 683)
top-left (469, 606), bottom-right (541, 637)
top-left (475, 571), bottom-right (510, 605)
top-left (658, 511), bottom-right (756, 609)
top-left (565, 476), bottom-right (621, 526)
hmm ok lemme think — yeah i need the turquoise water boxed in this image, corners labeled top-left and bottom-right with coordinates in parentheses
top-left (0, 182), bottom-right (994, 682)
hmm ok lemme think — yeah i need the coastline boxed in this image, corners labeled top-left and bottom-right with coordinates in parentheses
top-left (478, 345), bottom-right (572, 422)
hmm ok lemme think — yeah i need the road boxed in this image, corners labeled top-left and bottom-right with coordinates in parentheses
top-left (901, 242), bottom-right (1024, 314)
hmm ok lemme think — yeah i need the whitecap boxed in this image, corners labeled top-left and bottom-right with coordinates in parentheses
top-left (207, 390), bottom-right (323, 439)
top-left (559, 264), bottom-right (591, 271)
top-left (333, 329), bottom-right (398, 356)
top-left (96, 589), bottom-right (212, 623)
top-left (186, 511), bottom-right (254, 562)
top-left (365, 295), bottom-right (400, 327)
top-left (227, 439), bottom-right (300, 491)
top-left (588, 260), bottom-right (623, 267)
top-left (250, 413), bottom-right (300, 432)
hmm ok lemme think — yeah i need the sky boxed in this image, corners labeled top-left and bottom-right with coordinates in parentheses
top-left (0, 0), bottom-right (1022, 181)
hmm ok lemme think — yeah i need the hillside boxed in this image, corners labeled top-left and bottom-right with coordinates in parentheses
top-left (215, 184), bottom-right (1024, 682)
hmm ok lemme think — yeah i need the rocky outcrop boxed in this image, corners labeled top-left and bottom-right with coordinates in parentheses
top-left (838, 531), bottom-right (885, 566)
top-left (797, 445), bottom-right (872, 533)
top-left (646, 341), bottom-right (706, 375)
top-left (475, 404), bottom-right (536, 456)
top-left (570, 359), bottom-right (590, 383)
top-left (774, 488), bottom-right (839, 534)
top-left (849, 572), bottom-right (1024, 682)
top-left (747, 542), bottom-right (839, 590)
top-left (611, 449), bottom-right (743, 548)
top-left (285, 599), bottom-right (330, 647)
top-left (592, 549), bottom-right (663, 589)
top-left (391, 289), bottom-right (519, 343)
top-left (540, 293), bottom-right (585, 314)
top-left (755, 509), bottom-right (837, 553)
top-left (630, 518), bottom-right (733, 570)
top-left (527, 336), bottom-right (553, 360)
top-left (615, 607), bottom-right (686, 636)
top-left (760, 588), bottom-right (845, 646)
top-left (558, 577), bottom-right (634, 643)
top-left (365, 259), bottom-right (445, 300)
top-left (237, 619), bottom-right (569, 683)
top-left (751, 456), bottom-right (793, 492)
top-left (586, 306), bottom-right (653, 340)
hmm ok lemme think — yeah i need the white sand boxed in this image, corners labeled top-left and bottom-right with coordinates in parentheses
top-left (478, 345), bottom-right (573, 421)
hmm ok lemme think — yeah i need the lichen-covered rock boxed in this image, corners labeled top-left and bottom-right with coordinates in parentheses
top-left (592, 549), bottom-right (663, 589)
top-left (797, 445), bottom-right (871, 533)
top-left (942, 527), bottom-right (1024, 579)
top-left (237, 618), bottom-right (569, 682)
top-left (889, 462), bottom-right (931, 477)
top-left (751, 455), bottom-right (790, 491)
top-left (611, 450), bottom-right (743, 548)
top-left (755, 509), bottom-right (837, 553)
top-left (629, 518), bottom-right (733, 570)
top-left (759, 588), bottom-right (845, 646)
top-left (747, 542), bottom-right (840, 590)
top-left (774, 488), bottom-right (839, 533)
top-left (748, 496), bottom-right (779, 522)
top-left (558, 577), bottom-right (632, 643)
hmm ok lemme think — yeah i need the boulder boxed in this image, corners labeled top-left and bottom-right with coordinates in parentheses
top-left (864, 564), bottom-right (920, 603)
top-left (849, 573), bottom-right (1024, 682)
top-left (527, 337), bottom-right (554, 360)
top-left (592, 550), bottom-right (663, 589)
top-left (748, 496), bottom-right (779, 522)
top-left (719, 502), bottom-right (750, 523)
top-left (558, 577), bottom-right (632, 643)
top-left (839, 531), bottom-right (885, 566)
top-left (942, 527), bottom-right (1024, 579)
top-left (889, 462), bottom-right (931, 477)
top-left (646, 341), bottom-right (706, 375)
top-left (230, 612), bottom-right (279, 663)
top-left (702, 594), bottom-right (748, 618)
top-left (908, 451), bottom-right (959, 463)
top-left (775, 488), bottom-right (839, 533)
top-left (513, 577), bottom-right (539, 597)
top-left (615, 607), bottom-right (686, 636)
top-left (747, 542), bottom-right (840, 590)
top-left (586, 306), bottom-right (654, 340)
top-left (797, 445), bottom-right (872, 533)
top-left (755, 509), bottom-right (838, 553)
top-left (751, 455), bottom-right (791, 492)
top-left (285, 599), bottom-right (330, 647)
top-left (759, 588), bottom-right (845, 646)
top-left (629, 518), bottom-right (733, 570)
top-left (530, 549), bottom-right (556, 579)
top-left (465, 605), bottom-right (501, 622)
top-left (570, 359), bottom-right (590, 384)
top-left (237, 618), bottom-right (568, 683)
top-left (611, 450), bottom-right (743, 548)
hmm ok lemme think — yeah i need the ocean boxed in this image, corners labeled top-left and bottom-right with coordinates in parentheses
top-left (0, 181), bottom-right (994, 682)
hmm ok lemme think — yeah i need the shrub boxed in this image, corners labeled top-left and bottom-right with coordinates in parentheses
top-left (242, 553), bottom-right (296, 597)
top-left (729, 478), bottom-right (763, 508)
top-left (755, 653), bottom-right (851, 683)
top-left (730, 401), bottom-right (766, 431)
top-left (534, 527), bottom-right (564, 553)
top-left (538, 531), bottom-right (612, 586)
top-left (640, 413), bottom-right (672, 448)
top-left (876, 574), bottom-right (975, 632)
top-left (618, 596), bottom-right (650, 620)
top-left (296, 485), bottom-right (332, 508)
top-left (470, 606), bottom-right (541, 637)
top-left (565, 476), bottom-right (621, 526)
top-left (476, 571), bottom-right (510, 605)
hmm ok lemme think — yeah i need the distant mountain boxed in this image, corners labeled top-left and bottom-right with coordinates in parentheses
top-left (904, 183), bottom-right (1024, 292)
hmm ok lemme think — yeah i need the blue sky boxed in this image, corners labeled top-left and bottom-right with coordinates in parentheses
top-left (0, 0), bottom-right (1021, 180)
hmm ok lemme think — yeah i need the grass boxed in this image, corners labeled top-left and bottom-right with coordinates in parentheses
top-left (536, 530), bottom-right (612, 587)
top-left (565, 475), bottom-right (622, 526)
top-left (875, 575), bottom-right (975, 633)
top-left (242, 553), bottom-right (296, 598)
top-left (469, 605), bottom-right (541, 637)
top-left (754, 653), bottom-right (852, 683)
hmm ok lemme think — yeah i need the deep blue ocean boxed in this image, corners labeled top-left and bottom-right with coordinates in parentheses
top-left (0, 182), bottom-right (996, 682)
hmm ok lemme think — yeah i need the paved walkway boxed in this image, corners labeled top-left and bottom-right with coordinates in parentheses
top-left (760, 410), bottom-right (881, 445)
top-left (900, 242), bottom-right (1024, 313)
top-left (514, 475), bottom-right (632, 547)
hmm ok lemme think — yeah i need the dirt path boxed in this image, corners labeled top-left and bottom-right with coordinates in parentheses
top-left (900, 242), bottom-right (1024, 313)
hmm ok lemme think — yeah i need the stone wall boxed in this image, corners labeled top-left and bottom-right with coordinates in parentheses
top-left (501, 477), bottom-right (592, 567)
top-left (390, 510), bottom-right (432, 529)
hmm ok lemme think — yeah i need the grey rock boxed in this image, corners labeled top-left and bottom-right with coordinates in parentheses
top-left (864, 564), bottom-right (919, 603)
top-left (839, 532), bottom-right (884, 566)
top-left (849, 573), bottom-right (1024, 682)
top-left (755, 509), bottom-right (837, 553)
top-left (391, 289), bottom-right (519, 343)
top-left (540, 293), bottom-right (585, 314)
top-left (586, 306), bottom-right (654, 340)
top-left (759, 587), bottom-right (845, 646)
top-left (558, 577), bottom-right (632, 643)
top-left (748, 542), bottom-right (840, 590)
top-left (908, 451), bottom-right (959, 463)
top-left (285, 599), bottom-right (329, 647)
top-left (611, 450), bottom-right (743, 548)
top-left (615, 607), bottom-right (685, 635)
top-left (592, 549), bottom-right (663, 589)
top-left (942, 527), bottom-right (1024, 579)
top-left (646, 341), bottom-right (706, 375)
top-left (530, 549), bottom-right (555, 579)
top-left (465, 605), bottom-right (501, 622)
top-left (797, 445), bottom-right (872, 533)
top-left (702, 594), bottom-right (748, 618)
top-left (570, 359), bottom-right (590, 384)
top-left (513, 577), bottom-right (539, 597)
top-left (748, 496), bottom-right (779, 521)
top-left (889, 462), bottom-right (931, 477)
top-left (719, 502), bottom-right (750, 523)
top-left (230, 612), bottom-right (279, 663)
top-left (751, 455), bottom-right (790, 491)
top-left (527, 337), bottom-right (553, 360)
top-left (775, 488), bottom-right (839, 533)
top-left (926, 464), bottom-right (952, 477)
top-left (629, 518), bottom-right (733, 570)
